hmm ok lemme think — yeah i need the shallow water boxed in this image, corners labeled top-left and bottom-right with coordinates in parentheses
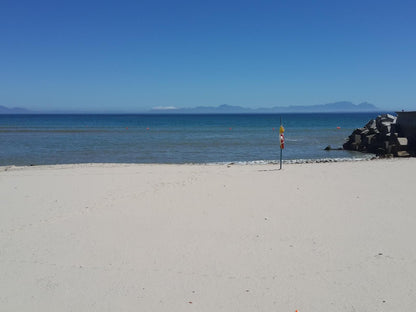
top-left (0, 113), bottom-right (387, 165)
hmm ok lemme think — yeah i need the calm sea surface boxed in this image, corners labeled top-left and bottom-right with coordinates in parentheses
top-left (0, 113), bottom-right (389, 166)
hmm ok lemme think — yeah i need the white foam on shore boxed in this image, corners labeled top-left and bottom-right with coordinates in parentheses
top-left (199, 154), bottom-right (377, 166)
top-left (0, 154), bottom-right (380, 170)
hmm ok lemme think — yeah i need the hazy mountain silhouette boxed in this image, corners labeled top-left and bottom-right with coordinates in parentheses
top-left (0, 105), bottom-right (32, 114)
top-left (1, 101), bottom-right (380, 114)
top-left (150, 102), bottom-right (379, 114)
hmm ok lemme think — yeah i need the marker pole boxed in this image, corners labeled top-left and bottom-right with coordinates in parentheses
top-left (280, 116), bottom-right (282, 170)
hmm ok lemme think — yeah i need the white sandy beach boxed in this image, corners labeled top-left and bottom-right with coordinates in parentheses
top-left (1, 159), bottom-right (416, 311)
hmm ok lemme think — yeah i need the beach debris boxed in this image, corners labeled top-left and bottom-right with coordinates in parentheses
top-left (343, 114), bottom-right (414, 157)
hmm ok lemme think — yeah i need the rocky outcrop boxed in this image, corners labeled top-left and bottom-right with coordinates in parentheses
top-left (343, 114), bottom-right (412, 157)
top-left (396, 111), bottom-right (416, 150)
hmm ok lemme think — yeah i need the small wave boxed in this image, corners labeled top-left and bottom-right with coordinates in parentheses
top-left (284, 139), bottom-right (300, 142)
top-left (193, 155), bottom-right (376, 166)
top-left (284, 156), bottom-right (375, 164)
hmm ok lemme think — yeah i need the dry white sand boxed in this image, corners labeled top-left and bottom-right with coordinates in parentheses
top-left (1, 159), bottom-right (416, 311)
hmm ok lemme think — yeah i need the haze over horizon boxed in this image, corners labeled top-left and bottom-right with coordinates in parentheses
top-left (1, 0), bottom-right (415, 112)
top-left (0, 101), bottom-right (386, 114)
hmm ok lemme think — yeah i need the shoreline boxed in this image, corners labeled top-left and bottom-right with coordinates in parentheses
top-left (1, 158), bottom-right (416, 311)
top-left (1, 154), bottom-right (379, 170)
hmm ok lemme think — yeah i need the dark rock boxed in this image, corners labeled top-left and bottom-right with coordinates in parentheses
top-left (397, 137), bottom-right (408, 146)
top-left (366, 134), bottom-right (376, 145)
top-left (365, 119), bottom-right (377, 129)
top-left (324, 145), bottom-right (343, 151)
top-left (342, 113), bottom-right (414, 157)
top-left (396, 151), bottom-right (410, 157)
top-left (361, 129), bottom-right (370, 135)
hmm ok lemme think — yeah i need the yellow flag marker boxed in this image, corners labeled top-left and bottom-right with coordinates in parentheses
top-left (279, 117), bottom-right (284, 170)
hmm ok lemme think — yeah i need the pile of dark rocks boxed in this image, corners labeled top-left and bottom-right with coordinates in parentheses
top-left (343, 114), bottom-right (411, 157)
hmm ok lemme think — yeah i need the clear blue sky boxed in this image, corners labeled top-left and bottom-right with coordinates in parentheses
top-left (1, 0), bottom-right (415, 112)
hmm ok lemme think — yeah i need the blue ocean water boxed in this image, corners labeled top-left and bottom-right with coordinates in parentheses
top-left (0, 113), bottom-right (388, 166)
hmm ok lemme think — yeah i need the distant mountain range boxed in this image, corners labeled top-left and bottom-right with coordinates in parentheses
top-left (1, 101), bottom-right (380, 114)
top-left (150, 102), bottom-right (380, 114)
top-left (0, 105), bottom-right (32, 114)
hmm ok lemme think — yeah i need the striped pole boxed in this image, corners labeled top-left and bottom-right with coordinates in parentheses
top-left (279, 117), bottom-right (285, 170)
